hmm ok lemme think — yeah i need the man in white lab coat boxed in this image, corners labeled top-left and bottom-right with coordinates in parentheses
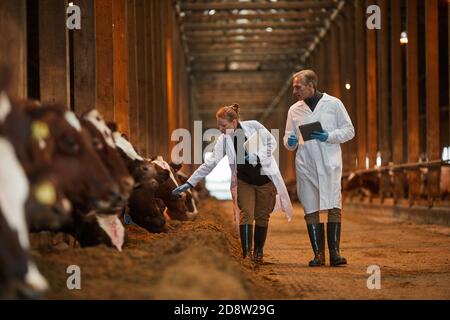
top-left (283, 70), bottom-right (355, 267)
top-left (173, 104), bottom-right (293, 264)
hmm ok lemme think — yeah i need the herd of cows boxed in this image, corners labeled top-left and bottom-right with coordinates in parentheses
top-left (0, 67), bottom-right (208, 299)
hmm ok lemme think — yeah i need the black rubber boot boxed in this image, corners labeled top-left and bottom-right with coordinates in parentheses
top-left (239, 224), bottom-right (253, 259)
top-left (327, 222), bottom-right (347, 266)
top-left (306, 223), bottom-right (326, 267)
top-left (253, 225), bottom-right (268, 264)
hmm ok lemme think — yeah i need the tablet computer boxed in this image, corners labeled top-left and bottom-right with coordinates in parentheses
top-left (299, 121), bottom-right (323, 141)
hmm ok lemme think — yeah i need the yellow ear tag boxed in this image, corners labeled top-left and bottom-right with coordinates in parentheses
top-left (34, 181), bottom-right (57, 205)
top-left (31, 121), bottom-right (50, 141)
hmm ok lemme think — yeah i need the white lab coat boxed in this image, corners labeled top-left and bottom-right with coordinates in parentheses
top-left (283, 93), bottom-right (355, 215)
top-left (187, 120), bottom-right (293, 226)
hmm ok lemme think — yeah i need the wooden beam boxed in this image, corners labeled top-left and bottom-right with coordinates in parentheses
top-left (390, 0), bottom-right (405, 201)
top-left (377, 0), bottom-right (390, 165)
top-left (95, 0), bottom-right (114, 120)
top-left (185, 29), bottom-right (316, 37)
top-left (355, 1), bottom-right (367, 169)
top-left (113, 0), bottom-right (130, 135)
top-left (391, 0), bottom-right (403, 165)
top-left (183, 21), bottom-right (323, 31)
top-left (186, 36), bottom-right (315, 45)
top-left (145, 0), bottom-right (154, 156)
top-left (73, 0), bottom-right (96, 115)
top-left (126, 0), bottom-right (140, 148)
top-left (425, 0), bottom-right (440, 161)
top-left (425, 0), bottom-right (441, 203)
top-left (182, 11), bottom-right (330, 22)
top-left (366, 1), bottom-right (378, 168)
top-left (181, 1), bottom-right (337, 11)
top-left (0, 0), bottom-right (27, 99)
top-left (39, 0), bottom-right (69, 106)
top-left (406, 0), bottom-right (420, 163)
top-left (189, 43), bottom-right (307, 50)
top-left (135, 0), bottom-right (147, 155)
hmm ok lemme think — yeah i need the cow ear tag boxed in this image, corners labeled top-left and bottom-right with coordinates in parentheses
top-left (31, 120), bottom-right (50, 149)
top-left (34, 181), bottom-right (57, 205)
top-left (32, 120), bottom-right (50, 141)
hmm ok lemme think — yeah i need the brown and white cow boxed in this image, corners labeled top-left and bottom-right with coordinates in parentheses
top-left (127, 179), bottom-right (167, 233)
top-left (0, 74), bottom-right (48, 297)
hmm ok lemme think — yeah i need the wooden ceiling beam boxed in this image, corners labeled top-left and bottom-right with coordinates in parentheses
top-left (180, 1), bottom-right (337, 11)
top-left (185, 28), bottom-right (316, 37)
top-left (182, 11), bottom-right (330, 22)
top-left (183, 21), bottom-right (323, 30)
top-left (185, 35), bottom-right (315, 44)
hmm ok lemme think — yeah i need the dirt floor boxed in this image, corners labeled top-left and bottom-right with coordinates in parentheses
top-left (32, 198), bottom-right (450, 300)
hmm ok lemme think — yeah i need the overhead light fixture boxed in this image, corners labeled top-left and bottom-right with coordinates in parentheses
top-left (236, 18), bottom-right (249, 24)
top-left (229, 62), bottom-right (240, 70)
top-left (345, 83), bottom-right (351, 90)
top-left (376, 152), bottom-right (382, 167)
top-left (208, 9), bottom-right (216, 15)
top-left (400, 31), bottom-right (408, 44)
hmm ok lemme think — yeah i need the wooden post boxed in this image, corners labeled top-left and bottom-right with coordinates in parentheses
top-left (135, 0), bottom-right (147, 155)
top-left (167, 2), bottom-right (178, 160)
top-left (377, 0), bottom-right (391, 202)
top-left (406, 0), bottom-right (420, 205)
top-left (366, 1), bottom-right (378, 170)
top-left (126, 0), bottom-right (140, 148)
top-left (0, 0), bottom-right (27, 99)
top-left (113, 0), bottom-right (130, 135)
top-left (355, 1), bottom-right (367, 169)
top-left (344, 5), bottom-right (357, 171)
top-left (425, 0), bottom-right (441, 205)
top-left (39, 0), bottom-right (70, 107)
top-left (95, 0), bottom-right (114, 121)
top-left (148, 0), bottom-right (157, 157)
top-left (406, 0), bottom-right (420, 163)
top-left (73, 0), bottom-right (96, 115)
top-left (390, 0), bottom-right (405, 203)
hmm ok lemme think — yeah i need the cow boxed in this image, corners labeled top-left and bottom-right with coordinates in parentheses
top-left (81, 109), bottom-right (134, 204)
top-left (23, 105), bottom-right (129, 249)
top-left (26, 169), bottom-right (72, 232)
top-left (127, 179), bottom-right (167, 233)
top-left (343, 171), bottom-right (380, 202)
top-left (0, 75), bottom-right (48, 298)
top-left (0, 137), bottom-right (48, 298)
top-left (169, 162), bottom-right (199, 218)
top-left (151, 156), bottom-right (196, 221)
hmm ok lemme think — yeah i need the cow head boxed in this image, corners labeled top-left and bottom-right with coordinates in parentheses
top-left (170, 162), bottom-right (198, 220)
top-left (26, 105), bottom-right (121, 212)
top-left (25, 169), bottom-right (71, 232)
top-left (151, 157), bottom-right (192, 221)
top-left (69, 210), bottom-right (125, 251)
top-left (128, 179), bottom-right (167, 233)
top-left (81, 110), bottom-right (134, 206)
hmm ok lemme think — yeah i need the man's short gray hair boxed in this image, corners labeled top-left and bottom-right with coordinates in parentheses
top-left (293, 70), bottom-right (318, 89)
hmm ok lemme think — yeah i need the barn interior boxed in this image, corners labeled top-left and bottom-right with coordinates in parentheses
top-left (0, 0), bottom-right (449, 300)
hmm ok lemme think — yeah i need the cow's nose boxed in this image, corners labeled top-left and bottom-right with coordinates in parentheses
top-left (121, 176), bottom-right (134, 191)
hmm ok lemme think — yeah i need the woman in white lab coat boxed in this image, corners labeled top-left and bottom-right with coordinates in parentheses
top-left (284, 70), bottom-right (355, 267)
top-left (172, 103), bottom-right (293, 264)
